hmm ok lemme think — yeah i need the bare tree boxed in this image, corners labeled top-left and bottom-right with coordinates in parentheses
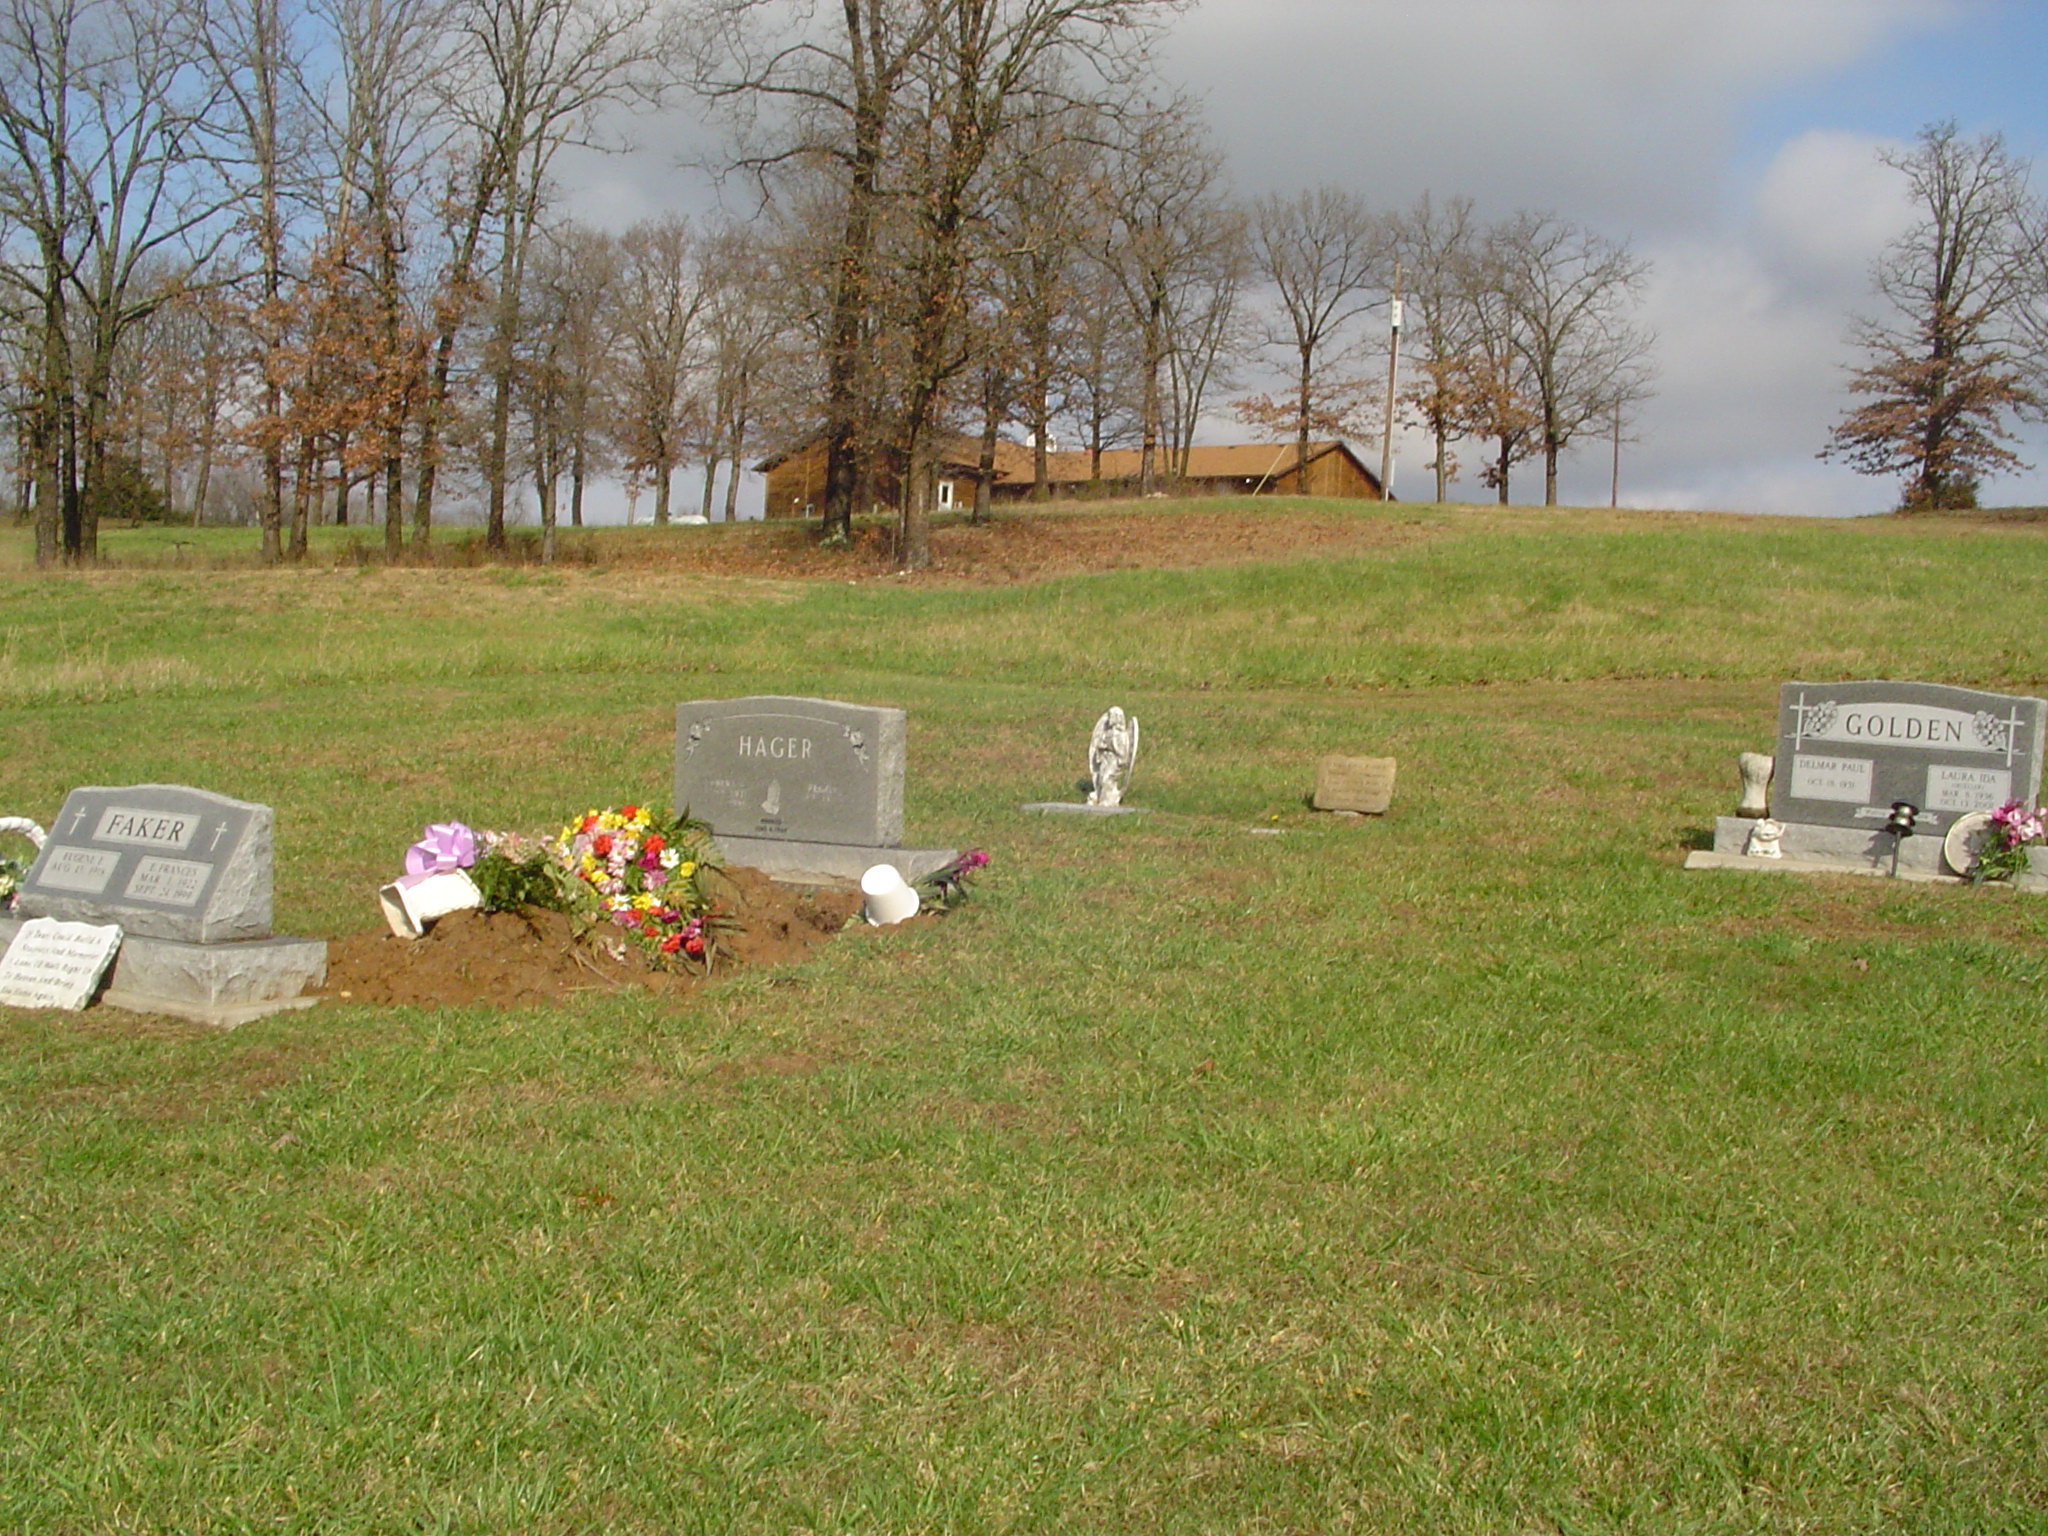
top-left (201, 0), bottom-right (321, 561)
top-left (1823, 121), bottom-right (2043, 511)
top-left (314, 0), bottom-right (452, 556)
top-left (0, 0), bottom-right (237, 563)
top-left (690, 0), bottom-right (1176, 555)
top-left (612, 214), bottom-right (707, 526)
top-left (1093, 102), bottom-right (1228, 495)
top-left (535, 221), bottom-right (619, 529)
top-left (1162, 202), bottom-right (1247, 475)
top-left (427, 0), bottom-right (669, 549)
top-left (1242, 186), bottom-right (1386, 489)
top-left (696, 222), bottom-right (792, 521)
top-left (982, 107), bottom-right (1098, 496)
top-left (1389, 193), bottom-right (1480, 503)
top-left (1492, 210), bottom-right (1654, 505)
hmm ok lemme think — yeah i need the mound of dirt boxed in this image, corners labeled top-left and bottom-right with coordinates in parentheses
top-left (323, 864), bottom-right (865, 1008)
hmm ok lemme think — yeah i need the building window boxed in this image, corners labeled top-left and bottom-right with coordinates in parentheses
top-left (937, 479), bottom-right (955, 510)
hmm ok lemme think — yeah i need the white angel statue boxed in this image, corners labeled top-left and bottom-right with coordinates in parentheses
top-left (1087, 706), bottom-right (1139, 807)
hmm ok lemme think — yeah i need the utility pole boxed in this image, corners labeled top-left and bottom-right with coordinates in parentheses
top-left (1609, 397), bottom-right (1621, 508)
top-left (1380, 261), bottom-right (1402, 501)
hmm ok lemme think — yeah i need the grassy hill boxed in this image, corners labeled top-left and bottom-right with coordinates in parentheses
top-left (1, 502), bottom-right (2043, 1532)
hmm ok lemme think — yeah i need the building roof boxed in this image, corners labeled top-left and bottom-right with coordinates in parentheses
top-left (760, 436), bottom-right (1379, 491)
top-left (1007, 440), bottom-right (1367, 486)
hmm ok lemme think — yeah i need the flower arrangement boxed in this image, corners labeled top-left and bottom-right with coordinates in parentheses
top-left (465, 805), bottom-right (726, 968)
top-left (1971, 798), bottom-right (2045, 884)
top-left (551, 805), bottom-right (720, 962)
top-left (0, 816), bottom-right (46, 910)
top-left (917, 848), bottom-right (989, 910)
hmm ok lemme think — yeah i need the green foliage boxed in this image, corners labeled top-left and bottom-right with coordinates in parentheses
top-left (467, 838), bottom-right (563, 913)
top-left (88, 451), bottom-right (176, 525)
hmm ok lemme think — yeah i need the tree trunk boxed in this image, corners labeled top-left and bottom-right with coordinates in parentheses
top-left (723, 403), bottom-right (748, 522)
top-left (1296, 344), bottom-right (1313, 494)
top-left (975, 390), bottom-right (999, 524)
top-left (538, 467), bottom-right (556, 564)
top-left (289, 443), bottom-right (313, 558)
top-left (332, 445), bottom-right (350, 526)
top-left (383, 453), bottom-right (404, 559)
top-left (900, 431), bottom-right (930, 571)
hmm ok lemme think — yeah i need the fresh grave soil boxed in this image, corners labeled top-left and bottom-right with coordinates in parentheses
top-left (323, 864), bottom-right (866, 1008)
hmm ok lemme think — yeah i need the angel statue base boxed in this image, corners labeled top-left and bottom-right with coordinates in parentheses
top-left (1020, 707), bottom-right (1149, 816)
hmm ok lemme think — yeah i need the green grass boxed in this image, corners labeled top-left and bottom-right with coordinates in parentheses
top-left (1, 503), bottom-right (2045, 1532)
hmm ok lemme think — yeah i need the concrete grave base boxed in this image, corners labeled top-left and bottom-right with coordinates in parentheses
top-left (1021, 802), bottom-right (1149, 817)
top-left (0, 917), bottom-right (326, 1028)
top-left (710, 835), bottom-right (957, 888)
top-left (1683, 816), bottom-right (2048, 892)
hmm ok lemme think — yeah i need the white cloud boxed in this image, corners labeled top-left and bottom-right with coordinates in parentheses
top-left (1163, 0), bottom-right (1956, 232)
top-left (1751, 128), bottom-right (1918, 295)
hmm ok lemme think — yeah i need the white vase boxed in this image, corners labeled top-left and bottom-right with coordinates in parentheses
top-left (860, 864), bottom-right (920, 926)
top-left (378, 869), bottom-right (483, 939)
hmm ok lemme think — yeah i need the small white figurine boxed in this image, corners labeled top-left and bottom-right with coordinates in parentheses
top-left (1737, 752), bottom-right (1773, 818)
top-left (1745, 817), bottom-right (1785, 859)
top-left (1087, 706), bottom-right (1139, 807)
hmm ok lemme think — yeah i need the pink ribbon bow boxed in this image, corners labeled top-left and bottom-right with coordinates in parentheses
top-left (400, 821), bottom-right (477, 886)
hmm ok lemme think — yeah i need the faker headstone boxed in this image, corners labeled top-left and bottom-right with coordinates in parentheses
top-left (2, 784), bottom-right (325, 1026)
top-left (1773, 681), bottom-right (2045, 834)
top-left (18, 785), bottom-right (272, 943)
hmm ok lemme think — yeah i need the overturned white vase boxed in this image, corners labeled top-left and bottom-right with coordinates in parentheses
top-left (1736, 752), bottom-right (1774, 818)
top-left (379, 868), bottom-right (483, 939)
top-left (860, 863), bottom-right (921, 926)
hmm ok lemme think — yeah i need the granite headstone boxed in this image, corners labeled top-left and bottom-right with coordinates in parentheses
top-left (17, 785), bottom-right (272, 942)
top-left (676, 696), bottom-right (905, 848)
top-left (3, 784), bottom-right (325, 1026)
top-left (1773, 681), bottom-right (2046, 834)
top-left (674, 697), bottom-right (953, 884)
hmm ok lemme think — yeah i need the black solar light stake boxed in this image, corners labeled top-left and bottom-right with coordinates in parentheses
top-left (1884, 801), bottom-right (1919, 877)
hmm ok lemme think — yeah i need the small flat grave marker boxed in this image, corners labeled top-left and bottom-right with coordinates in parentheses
top-left (1313, 755), bottom-right (1397, 815)
top-left (1774, 681), bottom-right (2046, 834)
top-left (17, 785), bottom-right (273, 943)
top-left (0, 918), bottom-right (123, 1010)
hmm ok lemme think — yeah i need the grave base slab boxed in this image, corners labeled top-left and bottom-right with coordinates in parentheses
top-left (1685, 817), bottom-right (2047, 892)
top-left (0, 918), bottom-right (326, 1028)
top-left (1021, 802), bottom-right (1149, 817)
top-left (710, 835), bottom-right (957, 888)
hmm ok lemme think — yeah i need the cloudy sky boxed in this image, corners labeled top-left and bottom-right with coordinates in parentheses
top-left (563, 0), bottom-right (2048, 517)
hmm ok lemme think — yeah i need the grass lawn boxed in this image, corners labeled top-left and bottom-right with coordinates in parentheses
top-left (1, 502), bottom-right (2044, 1533)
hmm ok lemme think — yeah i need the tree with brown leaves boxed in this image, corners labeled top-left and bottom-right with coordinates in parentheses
top-left (1822, 121), bottom-right (2044, 511)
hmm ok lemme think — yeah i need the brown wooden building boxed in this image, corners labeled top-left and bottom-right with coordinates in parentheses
top-left (987, 440), bottom-right (1385, 501)
top-left (757, 437), bottom-right (1386, 519)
